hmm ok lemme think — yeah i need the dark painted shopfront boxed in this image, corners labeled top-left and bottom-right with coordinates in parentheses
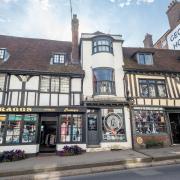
top-left (0, 106), bottom-right (86, 153)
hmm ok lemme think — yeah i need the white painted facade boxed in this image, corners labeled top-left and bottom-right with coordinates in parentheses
top-left (80, 33), bottom-right (132, 150)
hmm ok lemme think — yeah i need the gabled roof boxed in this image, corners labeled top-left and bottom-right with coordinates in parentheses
top-left (0, 35), bottom-right (84, 75)
top-left (123, 47), bottom-right (180, 73)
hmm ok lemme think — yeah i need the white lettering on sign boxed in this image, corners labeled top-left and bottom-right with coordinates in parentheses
top-left (167, 24), bottom-right (180, 50)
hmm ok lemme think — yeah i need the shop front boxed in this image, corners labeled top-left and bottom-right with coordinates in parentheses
top-left (85, 101), bottom-right (132, 150)
top-left (132, 107), bottom-right (171, 149)
top-left (0, 106), bottom-right (86, 155)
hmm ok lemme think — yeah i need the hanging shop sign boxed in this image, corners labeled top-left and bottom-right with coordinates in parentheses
top-left (167, 24), bottom-right (180, 50)
top-left (104, 113), bottom-right (123, 134)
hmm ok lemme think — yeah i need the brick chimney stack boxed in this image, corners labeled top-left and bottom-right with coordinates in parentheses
top-left (166, 0), bottom-right (180, 29)
top-left (71, 14), bottom-right (79, 64)
top-left (143, 33), bottom-right (153, 48)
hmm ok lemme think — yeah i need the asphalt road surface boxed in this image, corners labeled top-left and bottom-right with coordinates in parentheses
top-left (62, 164), bottom-right (180, 180)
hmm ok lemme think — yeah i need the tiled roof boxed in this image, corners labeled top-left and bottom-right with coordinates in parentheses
top-left (0, 35), bottom-right (84, 75)
top-left (123, 47), bottom-right (180, 73)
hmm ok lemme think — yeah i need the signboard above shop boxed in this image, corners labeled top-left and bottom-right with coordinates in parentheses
top-left (167, 23), bottom-right (180, 50)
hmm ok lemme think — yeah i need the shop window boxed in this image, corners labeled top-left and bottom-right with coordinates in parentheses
top-left (6, 114), bottom-right (22, 144)
top-left (139, 79), bottom-right (167, 98)
top-left (0, 114), bottom-right (6, 144)
top-left (60, 114), bottom-right (82, 143)
top-left (92, 37), bottom-right (113, 54)
top-left (134, 110), bottom-right (167, 135)
top-left (93, 68), bottom-right (115, 95)
top-left (101, 108), bottom-right (126, 142)
top-left (22, 114), bottom-right (37, 143)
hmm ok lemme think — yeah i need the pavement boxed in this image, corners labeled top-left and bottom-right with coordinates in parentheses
top-left (1, 146), bottom-right (180, 179)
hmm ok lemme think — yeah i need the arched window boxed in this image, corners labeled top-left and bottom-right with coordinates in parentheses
top-left (93, 68), bottom-right (115, 95)
top-left (92, 37), bottom-right (113, 54)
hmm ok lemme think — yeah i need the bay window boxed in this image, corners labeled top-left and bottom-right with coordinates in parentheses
top-left (93, 68), bottom-right (115, 95)
top-left (92, 37), bottom-right (113, 54)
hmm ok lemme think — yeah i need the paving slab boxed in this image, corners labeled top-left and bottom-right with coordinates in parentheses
top-left (0, 150), bottom-right (150, 177)
top-left (137, 146), bottom-right (180, 161)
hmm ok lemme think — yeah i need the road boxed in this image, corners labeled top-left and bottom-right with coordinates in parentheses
top-left (1, 164), bottom-right (180, 180)
top-left (62, 164), bottom-right (180, 180)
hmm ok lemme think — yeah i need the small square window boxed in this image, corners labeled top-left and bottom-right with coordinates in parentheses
top-left (52, 54), bottom-right (65, 64)
top-left (137, 53), bottom-right (153, 65)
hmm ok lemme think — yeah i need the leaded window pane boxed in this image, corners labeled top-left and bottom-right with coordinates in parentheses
top-left (0, 49), bottom-right (5, 59)
top-left (157, 84), bottom-right (167, 97)
top-left (139, 54), bottom-right (145, 64)
top-left (60, 77), bottom-right (69, 93)
top-left (0, 74), bottom-right (5, 91)
top-left (145, 54), bottom-right (153, 65)
top-left (140, 84), bottom-right (148, 97)
top-left (51, 77), bottom-right (59, 92)
top-left (40, 76), bottom-right (50, 92)
top-left (149, 84), bottom-right (156, 97)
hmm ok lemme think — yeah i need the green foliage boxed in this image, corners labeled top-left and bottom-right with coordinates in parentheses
top-left (145, 140), bottom-right (164, 149)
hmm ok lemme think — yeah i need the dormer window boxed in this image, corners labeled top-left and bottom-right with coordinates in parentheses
top-left (52, 53), bottom-right (65, 64)
top-left (0, 49), bottom-right (5, 60)
top-left (92, 37), bottom-right (113, 54)
top-left (137, 53), bottom-right (153, 65)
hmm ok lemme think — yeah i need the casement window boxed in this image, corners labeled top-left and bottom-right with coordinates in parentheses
top-left (137, 53), bottom-right (153, 65)
top-left (134, 110), bottom-right (167, 135)
top-left (0, 74), bottom-right (5, 91)
top-left (60, 114), bottom-right (82, 143)
top-left (0, 49), bottom-right (5, 59)
top-left (93, 68), bottom-right (115, 95)
top-left (40, 76), bottom-right (50, 92)
top-left (92, 37), bottom-right (113, 54)
top-left (40, 76), bottom-right (69, 93)
top-left (139, 79), bottom-right (167, 98)
top-left (53, 54), bottom-right (65, 64)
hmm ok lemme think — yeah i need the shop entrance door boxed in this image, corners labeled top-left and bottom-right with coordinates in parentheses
top-left (40, 114), bottom-right (58, 153)
top-left (87, 113), bottom-right (99, 146)
top-left (169, 113), bottom-right (180, 144)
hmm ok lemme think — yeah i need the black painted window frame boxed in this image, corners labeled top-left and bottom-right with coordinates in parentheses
top-left (92, 37), bottom-right (113, 54)
top-left (93, 67), bottom-right (116, 96)
top-left (139, 79), bottom-right (167, 98)
top-left (0, 49), bottom-right (5, 60)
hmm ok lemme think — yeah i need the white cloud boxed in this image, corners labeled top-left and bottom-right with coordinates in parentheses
top-left (2, 0), bottom-right (18, 3)
top-left (109, 0), bottom-right (155, 7)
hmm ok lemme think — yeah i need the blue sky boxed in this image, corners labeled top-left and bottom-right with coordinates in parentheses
top-left (0, 0), bottom-right (172, 47)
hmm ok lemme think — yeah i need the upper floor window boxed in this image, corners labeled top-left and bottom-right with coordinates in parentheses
top-left (0, 49), bottom-right (5, 59)
top-left (92, 37), bottom-right (113, 54)
top-left (137, 53), bottom-right (153, 65)
top-left (139, 79), bottom-right (167, 98)
top-left (52, 54), bottom-right (65, 64)
top-left (93, 68), bottom-right (115, 95)
top-left (40, 76), bottom-right (69, 93)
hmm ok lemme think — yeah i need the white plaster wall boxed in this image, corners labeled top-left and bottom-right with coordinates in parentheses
top-left (82, 40), bottom-right (125, 98)
top-left (0, 144), bottom-right (39, 154)
top-left (9, 75), bottom-right (22, 89)
top-left (39, 93), bottom-right (50, 106)
top-left (56, 144), bottom-right (87, 151)
top-left (26, 76), bottom-right (39, 90)
top-left (71, 78), bottom-right (81, 92)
